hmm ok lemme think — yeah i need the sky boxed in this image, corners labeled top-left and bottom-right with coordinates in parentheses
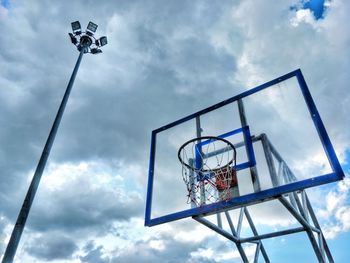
top-left (0, 0), bottom-right (349, 262)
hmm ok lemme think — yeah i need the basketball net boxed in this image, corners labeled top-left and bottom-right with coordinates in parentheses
top-left (178, 136), bottom-right (237, 206)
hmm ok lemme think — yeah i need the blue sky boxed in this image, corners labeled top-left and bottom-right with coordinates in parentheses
top-left (303, 0), bottom-right (326, 19)
top-left (0, 0), bottom-right (349, 262)
top-left (342, 151), bottom-right (350, 172)
top-left (0, 0), bottom-right (9, 8)
top-left (291, 0), bottom-right (327, 20)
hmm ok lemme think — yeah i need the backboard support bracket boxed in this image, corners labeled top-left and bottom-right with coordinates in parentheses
top-left (194, 189), bottom-right (333, 262)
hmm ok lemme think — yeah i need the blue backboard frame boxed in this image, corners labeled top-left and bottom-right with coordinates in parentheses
top-left (145, 69), bottom-right (344, 227)
top-left (194, 126), bottom-right (256, 176)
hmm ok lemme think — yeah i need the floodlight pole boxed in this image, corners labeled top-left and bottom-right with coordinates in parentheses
top-left (1, 48), bottom-right (84, 263)
top-left (2, 21), bottom-right (107, 263)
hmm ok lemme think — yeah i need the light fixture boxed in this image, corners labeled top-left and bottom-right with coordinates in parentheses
top-left (69, 33), bottom-right (77, 45)
top-left (91, 48), bottom-right (102, 54)
top-left (71, 21), bottom-right (81, 35)
top-left (86, 21), bottom-right (98, 36)
top-left (68, 21), bottom-right (107, 54)
top-left (99, 36), bottom-right (108, 46)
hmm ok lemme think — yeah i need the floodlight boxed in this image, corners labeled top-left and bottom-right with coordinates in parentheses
top-left (87, 21), bottom-right (98, 33)
top-left (71, 21), bottom-right (81, 34)
top-left (69, 33), bottom-right (77, 45)
top-left (91, 48), bottom-right (102, 54)
top-left (99, 36), bottom-right (108, 46)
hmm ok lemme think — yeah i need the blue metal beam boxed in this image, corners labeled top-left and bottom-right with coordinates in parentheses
top-left (153, 69), bottom-right (299, 133)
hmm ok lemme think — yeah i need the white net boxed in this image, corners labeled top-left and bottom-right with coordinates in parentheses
top-left (178, 136), bottom-right (237, 206)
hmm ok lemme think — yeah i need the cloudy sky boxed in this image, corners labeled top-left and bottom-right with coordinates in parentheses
top-left (0, 0), bottom-right (349, 262)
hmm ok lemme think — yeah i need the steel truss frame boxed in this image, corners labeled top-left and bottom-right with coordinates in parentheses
top-left (194, 189), bottom-right (333, 263)
top-left (193, 132), bottom-right (334, 262)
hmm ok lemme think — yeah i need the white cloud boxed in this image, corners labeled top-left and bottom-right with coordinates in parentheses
top-left (190, 243), bottom-right (256, 262)
top-left (190, 247), bottom-right (214, 260)
top-left (149, 239), bottom-right (165, 251)
top-left (173, 223), bottom-right (214, 243)
top-left (317, 177), bottom-right (350, 239)
top-left (0, 0), bottom-right (349, 262)
top-left (290, 9), bottom-right (316, 27)
top-left (0, 5), bottom-right (8, 20)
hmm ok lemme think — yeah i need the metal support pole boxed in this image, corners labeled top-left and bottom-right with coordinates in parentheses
top-left (292, 192), bottom-right (309, 222)
top-left (239, 227), bottom-right (304, 243)
top-left (194, 217), bottom-right (238, 243)
top-left (217, 212), bottom-right (223, 229)
top-left (195, 116), bottom-right (206, 205)
top-left (301, 191), bottom-right (310, 223)
top-left (237, 207), bottom-right (244, 237)
top-left (305, 193), bottom-right (334, 262)
top-left (188, 159), bottom-right (196, 208)
top-left (254, 242), bottom-right (261, 263)
top-left (224, 211), bottom-right (249, 262)
top-left (237, 99), bottom-right (261, 192)
top-left (243, 207), bottom-right (270, 262)
top-left (2, 49), bottom-right (85, 263)
top-left (279, 196), bottom-right (318, 232)
top-left (279, 196), bottom-right (324, 262)
top-left (261, 133), bottom-right (279, 187)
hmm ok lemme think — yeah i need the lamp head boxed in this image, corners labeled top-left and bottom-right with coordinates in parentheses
top-left (68, 33), bottom-right (78, 45)
top-left (91, 48), bottom-right (102, 54)
top-left (86, 21), bottom-right (98, 36)
top-left (71, 21), bottom-right (81, 35)
top-left (99, 36), bottom-right (108, 46)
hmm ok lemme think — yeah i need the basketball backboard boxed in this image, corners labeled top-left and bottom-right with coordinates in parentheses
top-left (145, 69), bottom-right (344, 227)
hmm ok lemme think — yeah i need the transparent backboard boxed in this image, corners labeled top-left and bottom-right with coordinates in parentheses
top-left (145, 69), bottom-right (344, 227)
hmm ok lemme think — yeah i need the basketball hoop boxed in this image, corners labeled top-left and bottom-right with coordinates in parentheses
top-left (178, 136), bottom-right (237, 206)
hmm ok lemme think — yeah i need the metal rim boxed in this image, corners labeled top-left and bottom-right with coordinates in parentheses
top-left (177, 136), bottom-right (237, 172)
